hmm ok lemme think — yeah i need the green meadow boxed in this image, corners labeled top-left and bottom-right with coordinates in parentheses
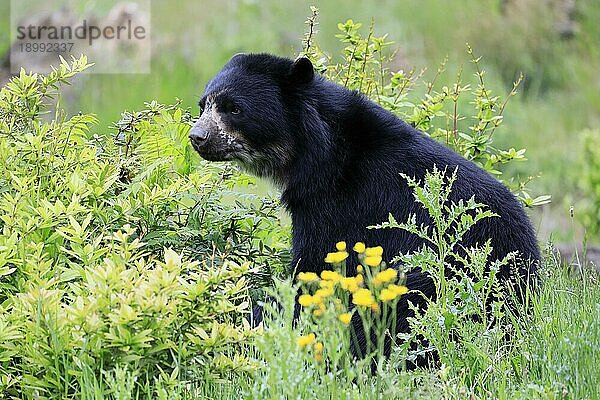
top-left (0, 1), bottom-right (598, 398)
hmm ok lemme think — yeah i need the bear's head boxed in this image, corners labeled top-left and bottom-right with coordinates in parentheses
top-left (189, 53), bottom-right (315, 184)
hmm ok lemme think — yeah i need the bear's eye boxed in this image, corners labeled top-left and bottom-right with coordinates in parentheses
top-left (226, 103), bottom-right (241, 115)
top-left (219, 99), bottom-right (241, 115)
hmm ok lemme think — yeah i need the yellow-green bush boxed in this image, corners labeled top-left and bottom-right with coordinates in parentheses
top-left (580, 129), bottom-right (600, 238)
top-left (0, 57), bottom-right (288, 398)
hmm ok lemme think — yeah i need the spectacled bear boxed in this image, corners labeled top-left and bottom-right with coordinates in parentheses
top-left (189, 53), bottom-right (540, 364)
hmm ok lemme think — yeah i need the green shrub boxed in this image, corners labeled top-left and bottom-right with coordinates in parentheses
top-left (107, 100), bottom-right (291, 283)
top-left (374, 167), bottom-right (519, 387)
top-left (579, 129), bottom-right (600, 238)
top-left (0, 56), bottom-right (289, 398)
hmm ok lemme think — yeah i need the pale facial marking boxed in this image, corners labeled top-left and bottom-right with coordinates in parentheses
top-left (200, 94), bottom-right (243, 147)
top-left (197, 91), bottom-right (291, 186)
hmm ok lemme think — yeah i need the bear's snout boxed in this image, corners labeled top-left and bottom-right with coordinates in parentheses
top-left (189, 124), bottom-right (209, 143)
top-left (189, 118), bottom-right (240, 162)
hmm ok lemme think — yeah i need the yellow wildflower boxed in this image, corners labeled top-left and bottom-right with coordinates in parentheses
top-left (379, 288), bottom-right (398, 302)
top-left (388, 284), bottom-right (409, 296)
top-left (336, 241), bottom-right (347, 251)
top-left (298, 272), bottom-right (319, 282)
top-left (356, 264), bottom-right (364, 274)
top-left (364, 255), bottom-right (382, 267)
top-left (377, 284), bottom-right (407, 300)
top-left (355, 274), bottom-right (364, 284)
top-left (312, 293), bottom-right (324, 304)
top-left (365, 246), bottom-right (383, 257)
top-left (374, 268), bottom-right (398, 284)
top-left (370, 302), bottom-right (380, 313)
top-left (297, 333), bottom-right (316, 348)
top-left (352, 288), bottom-right (375, 307)
top-left (353, 242), bottom-right (366, 253)
top-left (324, 251), bottom-right (349, 264)
top-left (321, 270), bottom-right (342, 282)
top-left (315, 287), bottom-right (334, 299)
top-left (319, 279), bottom-right (335, 289)
top-left (299, 294), bottom-right (314, 307)
top-left (313, 302), bottom-right (326, 317)
top-left (340, 276), bottom-right (359, 293)
top-left (314, 341), bottom-right (324, 362)
top-left (338, 312), bottom-right (352, 325)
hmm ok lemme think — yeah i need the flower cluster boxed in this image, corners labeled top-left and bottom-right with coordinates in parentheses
top-left (296, 332), bottom-right (316, 348)
top-left (296, 332), bottom-right (324, 362)
top-left (300, 241), bottom-right (409, 311)
top-left (379, 284), bottom-right (409, 302)
top-left (352, 288), bottom-right (375, 307)
top-left (364, 245), bottom-right (384, 267)
top-left (295, 241), bottom-right (410, 363)
top-left (298, 266), bottom-right (363, 317)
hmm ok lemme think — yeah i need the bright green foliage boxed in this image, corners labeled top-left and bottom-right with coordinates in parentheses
top-left (300, 11), bottom-right (550, 207)
top-left (0, 56), bottom-right (290, 398)
top-left (579, 129), bottom-right (600, 237)
top-left (110, 100), bottom-right (197, 179)
top-left (516, 247), bottom-right (600, 400)
top-left (375, 168), bottom-right (515, 384)
top-left (107, 101), bottom-right (291, 281)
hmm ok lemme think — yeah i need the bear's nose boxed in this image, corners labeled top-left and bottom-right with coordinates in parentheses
top-left (188, 125), bottom-right (209, 143)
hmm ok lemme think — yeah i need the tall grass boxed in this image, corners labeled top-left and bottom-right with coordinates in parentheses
top-left (185, 248), bottom-right (599, 399)
top-left (197, 249), bottom-right (599, 399)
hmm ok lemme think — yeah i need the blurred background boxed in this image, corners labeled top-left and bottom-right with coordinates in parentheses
top-left (1, 0), bottom-right (599, 249)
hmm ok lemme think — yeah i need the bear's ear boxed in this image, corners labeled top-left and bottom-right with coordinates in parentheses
top-left (230, 52), bottom-right (247, 63)
top-left (288, 57), bottom-right (314, 84)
